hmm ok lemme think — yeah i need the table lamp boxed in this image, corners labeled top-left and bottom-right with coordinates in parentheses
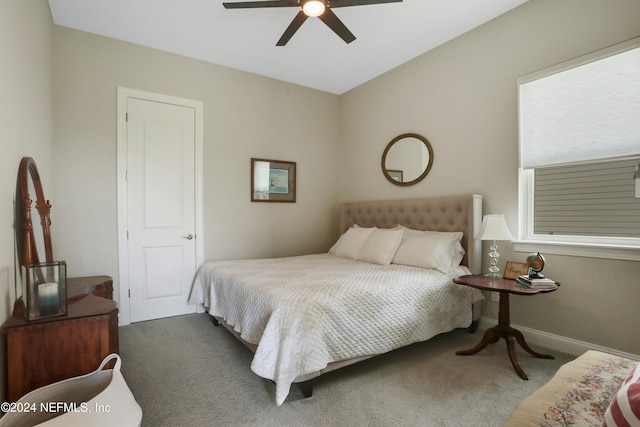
top-left (475, 214), bottom-right (514, 278)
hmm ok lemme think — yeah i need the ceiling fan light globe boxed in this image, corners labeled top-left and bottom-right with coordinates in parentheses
top-left (302, 0), bottom-right (325, 17)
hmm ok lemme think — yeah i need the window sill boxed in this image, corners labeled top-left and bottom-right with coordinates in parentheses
top-left (513, 240), bottom-right (640, 261)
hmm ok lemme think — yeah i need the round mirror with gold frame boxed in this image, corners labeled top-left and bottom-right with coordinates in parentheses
top-left (381, 133), bottom-right (434, 186)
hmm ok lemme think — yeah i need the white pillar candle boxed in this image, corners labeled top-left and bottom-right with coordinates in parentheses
top-left (38, 282), bottom-right (59, 316)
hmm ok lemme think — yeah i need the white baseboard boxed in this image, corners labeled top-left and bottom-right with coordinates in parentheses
top-left (478, 316), bottom-right (640, 361)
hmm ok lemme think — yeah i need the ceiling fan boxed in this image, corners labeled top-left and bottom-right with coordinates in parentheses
top-left (223, 0), bottom-right (403, 46)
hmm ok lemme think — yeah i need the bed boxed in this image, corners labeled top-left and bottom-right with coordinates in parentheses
top-left (189, 194), bottom-right (484, 405)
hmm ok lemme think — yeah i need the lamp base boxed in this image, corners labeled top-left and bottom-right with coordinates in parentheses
top-left (487, 240), bottom-right (502, 278)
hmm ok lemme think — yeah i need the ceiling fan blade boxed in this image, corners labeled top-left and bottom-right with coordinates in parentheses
top-left (223, 1), bottom-right (299, 9)
top-left (318, 7), bottom-right (356, 44)
top-left (276, 11), bottom-right (308, 46)
top-left (329, 0), bottom-right (403, 7)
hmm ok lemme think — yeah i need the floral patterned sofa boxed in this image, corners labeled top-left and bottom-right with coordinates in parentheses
top-left (503, 350), bottom-right (639, 426)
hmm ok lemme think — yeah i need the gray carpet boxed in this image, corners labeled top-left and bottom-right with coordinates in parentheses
top-left (119, 314), bottom-right (574, 427)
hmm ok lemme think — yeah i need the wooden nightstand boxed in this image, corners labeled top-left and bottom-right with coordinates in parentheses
top-left (1, 277), bottom-right (118, 401)
top-left (453, 274), bottom-right (559, 380)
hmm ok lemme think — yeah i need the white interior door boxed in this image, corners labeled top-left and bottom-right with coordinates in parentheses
top-left (125, 97), bottom-right (198, 322)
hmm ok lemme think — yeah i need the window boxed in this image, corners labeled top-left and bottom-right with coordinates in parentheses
top-left (517, 37), bottom-right (640, 260)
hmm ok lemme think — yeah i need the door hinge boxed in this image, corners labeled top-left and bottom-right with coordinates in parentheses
top-left (125, 112), bottom-right (128, 122)
top-left (126, 230), bottom-right (129, 240)
top-left (128, 289), bottom-right (131, 298)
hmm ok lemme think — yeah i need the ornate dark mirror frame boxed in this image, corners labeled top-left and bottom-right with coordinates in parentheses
top-left (16, 157), bottom-right (53, 267)
top-left (381, 133), bottom-right (434, 186)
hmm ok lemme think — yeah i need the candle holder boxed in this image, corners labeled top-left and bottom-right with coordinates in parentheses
top-left (21, 261), bottom-right (67, 321)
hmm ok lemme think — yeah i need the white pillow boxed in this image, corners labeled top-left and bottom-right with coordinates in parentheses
top-left (392, 229), bottom-right (465, 273)
top-left (422, 231), bottom-right (465, 270)
top-left (328, 233), bottom-right (345, 255)
top-left (397, 227), bottom-right (465, 265)
top-left (397, 225), bottom-right (463, 242)
top-left (359, 228), bottom-right (404, 265)
top-left (329, 224), bottom-right (365, 254)
top-left (334, 227), bottom-right (376, 260)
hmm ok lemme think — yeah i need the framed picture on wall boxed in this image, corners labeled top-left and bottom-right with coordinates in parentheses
top-left (251, 158), bottom-right (296, 202)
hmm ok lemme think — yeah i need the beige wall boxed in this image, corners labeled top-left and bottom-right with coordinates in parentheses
top-left (52, 27), bottom-right (342, 288)
top-left (0, 0), bottom-right (55, 401)
top-left (0, 1), bottom-right (54, 321)
top-left (340, 0), bottom-right (640, 354)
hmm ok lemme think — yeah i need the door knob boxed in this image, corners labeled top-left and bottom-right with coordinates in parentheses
top-left (182, 234), bottom-right (194, 240)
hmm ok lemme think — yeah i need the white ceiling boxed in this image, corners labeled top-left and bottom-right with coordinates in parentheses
top-left (48, 0), bottom-right (528, 94)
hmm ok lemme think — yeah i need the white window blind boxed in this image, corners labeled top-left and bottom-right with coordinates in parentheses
top-left (519, 39), bottom-right (640, 169)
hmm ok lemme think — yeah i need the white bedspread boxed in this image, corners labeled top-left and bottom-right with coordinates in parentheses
top-left (189, 254), bottom-right (479, 405)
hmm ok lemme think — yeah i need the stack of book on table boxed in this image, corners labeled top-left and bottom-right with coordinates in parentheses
top-left (516, 275), bottom-right (557, 289)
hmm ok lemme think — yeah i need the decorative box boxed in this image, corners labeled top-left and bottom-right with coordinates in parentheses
top-left (22, 261), bottom-right (67, 321)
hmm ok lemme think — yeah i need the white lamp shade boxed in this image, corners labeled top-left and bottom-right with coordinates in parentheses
top-left (475, 214), bottom-right (514, 241)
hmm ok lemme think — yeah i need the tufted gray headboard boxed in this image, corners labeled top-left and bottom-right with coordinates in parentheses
top-left (339, 194), bottom-right (483, 274)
